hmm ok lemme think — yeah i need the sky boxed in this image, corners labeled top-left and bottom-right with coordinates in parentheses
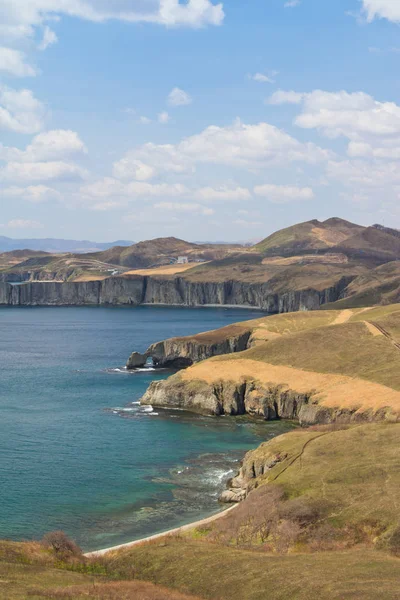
top-left (1, 0), bottom-right (400, 242)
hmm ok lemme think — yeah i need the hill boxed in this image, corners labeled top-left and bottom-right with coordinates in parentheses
top-left (1, 218), bottom-right (400, 311)
top-left (253, 218), bottom-right (364, 257)
top-left (113, 422), bottom-right (400, 600)
top-left (140, 304), bottom-right (400, 422)
top-left (92, 237), bottom-right (241, 269)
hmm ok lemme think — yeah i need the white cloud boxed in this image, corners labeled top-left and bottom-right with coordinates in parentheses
top-left (3, 184), bottom-right (61, 203)
top-left (268, 90), bottom-right (304, 105)
top-left (249, 72), bottom-right (277, 84)
top-left (114, 119), bottom-right (331, 180)
top-left (0, 161), bottom-right (87, 182)
top-left (254, 183), bottom-right (314, 203)
top-left (4, 219), bottom-right (43, 229)
top-left (16, 130), bottom-right (87, 162)
top-left (138, 116), bottom-right (152, 124)
top-left (284, 0), bottom-right (300, 7)
top-left (194, 185), bottom-right (251, 201)
top-left (155, 202), bottom-right (214, 215)
top-left (293, 90), bottom-right (400, 138)
top-left (38, 26), bottom-right (58, 51)
top-left (158, 111), bottom-right (170, 124)
top-left (168, 87), bottom-right (193, 106)
top-left (81, 177), bottom-right (188, 200)
top-left (362, 0), bottom-right (400, 23)
top-left (0, 0), bottom-right (225, 41)
top-left (0, 85), bottom-right (45, 133)
top-left (113, 158), bottom-right (156, 181)
top-left (271, 89), bottom-right (400, 164)
top-left (0, 47), bottom-right (37, 77)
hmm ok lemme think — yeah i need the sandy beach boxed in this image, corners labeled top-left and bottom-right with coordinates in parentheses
top-left (85, 504), bottom-right (238, 557)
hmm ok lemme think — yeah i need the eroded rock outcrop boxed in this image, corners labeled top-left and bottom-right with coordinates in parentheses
top-left (127, 326), bottom-right (252, 369)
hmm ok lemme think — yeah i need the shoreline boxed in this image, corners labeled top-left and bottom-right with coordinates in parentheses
top-left (85, 504), bottom-right (238, 557)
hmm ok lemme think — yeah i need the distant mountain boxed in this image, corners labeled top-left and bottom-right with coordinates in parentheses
top-left (253, 218), bottom-right (365, 257)
top-left (0, 236), bottom-right (134, 254)
top-left (92, 237), bottom-right (238, 269)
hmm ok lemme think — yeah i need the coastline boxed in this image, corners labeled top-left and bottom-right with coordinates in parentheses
top-left (85, 504), bottom-right (238, 557)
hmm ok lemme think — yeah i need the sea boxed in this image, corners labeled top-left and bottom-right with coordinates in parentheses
top-left (0, 305), bottom-right (293, 552)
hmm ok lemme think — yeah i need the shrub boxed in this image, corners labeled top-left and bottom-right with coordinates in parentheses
top-left (41, 531), bottom-right (82, 559)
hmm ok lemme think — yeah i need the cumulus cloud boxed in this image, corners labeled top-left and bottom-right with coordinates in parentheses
top-left (0, 85), bottom-right (45, 134)
top-left (270, 89), bottom-right (400, 164)
top-left (112, 119), bottom-right (331, 182)
top-left (138, 116), bottom-right (152, 124)
top-left (0, 161), bottom-right (88, 183)
top-left (254, 183), bottom-right (314, 203)
top-left (362, 0), bottom-right (400, 23)
top-left (249, 72), bottom-right (277, 84)
top-left (80, 177), bottom-right (188, 200)
top-left (0, 0), bottom-right (224, 42)
top-left (284, 0), bottom-right (300, 7)
top-left (168, 87), bottom-right (193, 106)
top-left (268, 90), bottom-right (304, 105)
top-left (112, 159), bottom-right (156, 181)
top-left (0, 47), bottom-right (37, 77)
top-left (12, 130), bottom-right (87, 162)
top-left (3, 184), bottom-right (61, 203)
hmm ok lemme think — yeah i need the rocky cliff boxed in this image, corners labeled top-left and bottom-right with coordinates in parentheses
top-left (127, 325), bottom-right (252, 369)
top-left (140, 375), bottom-right (397, 425)
top-left (0, 274), bottom-right (352, 310)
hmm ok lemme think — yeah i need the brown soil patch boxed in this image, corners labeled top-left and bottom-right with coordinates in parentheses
top-left (181, 358), bottom-right (400, 414)
top-left (311, 227), bottom-right (349, 246)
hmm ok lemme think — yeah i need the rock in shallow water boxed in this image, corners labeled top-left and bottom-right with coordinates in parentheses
top-left (127, 351), bottom-right (146, 369)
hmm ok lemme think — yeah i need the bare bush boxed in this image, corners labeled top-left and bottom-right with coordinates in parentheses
top-left (273, 520), bottom-right (302, 554)
top-left (278, 497), bottom-right (330, 526)
top-left (41, 531), bottom-right (82, 558)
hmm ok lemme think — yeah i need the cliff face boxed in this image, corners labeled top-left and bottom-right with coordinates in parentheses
top-left (140, 375), bottom-right (395, 425)
top-left (127, 328), bottom-right (252, 369)
top-left (0, 274), bottom-right (352, 310)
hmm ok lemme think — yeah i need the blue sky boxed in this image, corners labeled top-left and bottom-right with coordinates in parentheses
top-left (1, 0), bottom-right (400, 242)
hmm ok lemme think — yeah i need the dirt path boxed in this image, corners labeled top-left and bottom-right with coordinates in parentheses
top-left (369, 322), bottom-right (400, 351)
top-left (332, 310), bottom-right (353, 325)
top-left (364, 321), bottom-right (383, 337)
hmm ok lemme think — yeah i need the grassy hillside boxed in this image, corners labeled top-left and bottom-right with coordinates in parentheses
top-left (0, 539), bottom-right (200, 599)
top-left (92, 237), bottom-right (240, 269)
top-left (151, 305), bottom-right (400, 420)
top-left (253, 218), bottom-right (364, 256)
top-left (106, 422), bottom-right (400, 600)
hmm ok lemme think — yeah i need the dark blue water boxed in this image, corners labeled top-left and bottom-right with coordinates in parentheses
top-left (0, 306), bottom-right (293, 551)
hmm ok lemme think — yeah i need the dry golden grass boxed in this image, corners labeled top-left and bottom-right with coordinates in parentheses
top-left (180, 358), bottom-right (400, 415)
top-left (27, 580), bottom-right (202, 599)
top-left (72, 275), bottom-right (108, 282)
top-left (123, 264), bottom-right (200, 276)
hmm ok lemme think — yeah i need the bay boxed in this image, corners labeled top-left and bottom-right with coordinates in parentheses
top-left (0, 306), bottom-right (293, 551)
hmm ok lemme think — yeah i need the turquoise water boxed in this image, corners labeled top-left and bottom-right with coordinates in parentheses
top-left (0, 306), bottom-right (292, 552)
